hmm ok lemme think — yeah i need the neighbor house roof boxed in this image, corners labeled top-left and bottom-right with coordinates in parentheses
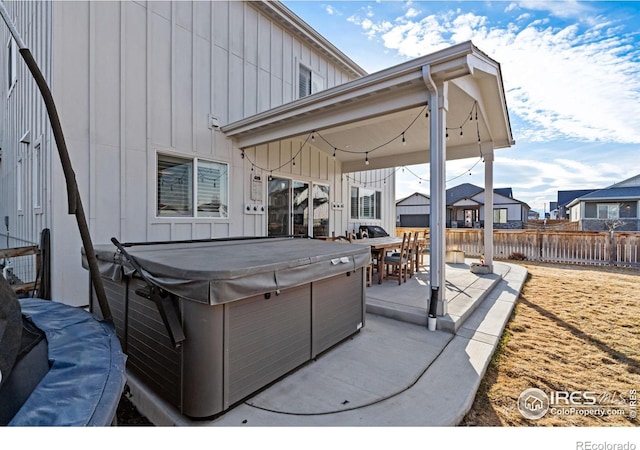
top-left (494, 188), bottom-right (512, 198)
top-left (572, 186), bottom-right (640, 202)
top-left (446, 183), bottom-right (484, 205)
top-left (557, 189), bottom-right (597, 208)
top-left (445, 183), bottom-right (530, 208)
top-left (396, 192), bottom-right (430, 205)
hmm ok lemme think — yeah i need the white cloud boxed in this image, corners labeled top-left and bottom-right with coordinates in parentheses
top-left (405, 7), bottom-right (420, 19)
top-left (347, 7), bottom-right (640, 145)
top-left (515, 0), bottom-right (595, 21)
top-left (324, 5), bottom-right (341, 16)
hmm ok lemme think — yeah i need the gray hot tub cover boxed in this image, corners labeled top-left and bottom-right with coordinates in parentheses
top-left (88, 238), bottom-right (371, 305)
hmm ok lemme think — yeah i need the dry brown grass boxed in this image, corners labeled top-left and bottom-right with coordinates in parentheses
top-left (461, 261), bottom-right (640, 426)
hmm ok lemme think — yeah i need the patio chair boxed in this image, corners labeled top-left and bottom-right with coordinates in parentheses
top-left (419, 229), bottom-right (430, 268)
top-left (407, 232), bottom-right (421, 277)
top-left (383, 232), bottom-right (411, 285)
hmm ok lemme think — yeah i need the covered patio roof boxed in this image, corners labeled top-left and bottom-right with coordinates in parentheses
top-left (221, 41), bottom-right (514, 172)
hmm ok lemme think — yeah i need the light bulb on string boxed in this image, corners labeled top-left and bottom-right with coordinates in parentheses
top-left (365, 152), bottom-right (369, 165)
top-left (402, 133), bottom-right (406, 146)
top-left (459, 128), bottom-right (464, 138)
top-left (333, 148), bottom-right (336, 160)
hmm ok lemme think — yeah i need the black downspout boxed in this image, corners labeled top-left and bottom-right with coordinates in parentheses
top-left (429, 287), bottom-right (439, 318)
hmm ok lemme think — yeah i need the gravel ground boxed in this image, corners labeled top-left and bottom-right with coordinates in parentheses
top-left (115, 385), bottom-right (153, 426)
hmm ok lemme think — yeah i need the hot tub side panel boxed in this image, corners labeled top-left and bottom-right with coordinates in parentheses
top-left (100, 277), bottom-right (183, 409)
top-left (223, 283), bottom-right (312, 410)
top-left (312, 268), bottom-right (365, 357)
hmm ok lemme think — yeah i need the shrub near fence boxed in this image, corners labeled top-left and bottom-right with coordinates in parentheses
top-left (396, 228), bottom-right (640, 268)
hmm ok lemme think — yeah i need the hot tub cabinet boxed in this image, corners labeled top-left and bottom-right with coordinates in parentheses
top-left (88, 238), bottom-right (369, 419)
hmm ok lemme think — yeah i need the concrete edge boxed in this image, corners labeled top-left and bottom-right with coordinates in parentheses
top-left (448, 262), bottom-right (528, 425)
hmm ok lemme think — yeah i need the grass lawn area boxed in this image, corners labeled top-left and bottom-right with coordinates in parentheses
top-left (461, 261), bottom-right (640, 426)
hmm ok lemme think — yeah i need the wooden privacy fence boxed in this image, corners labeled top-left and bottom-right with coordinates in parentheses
top-left (396, 227), bottom-right (640, 268)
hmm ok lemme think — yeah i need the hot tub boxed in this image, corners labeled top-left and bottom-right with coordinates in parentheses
top-left (87, 237), bottom-right (370, 419)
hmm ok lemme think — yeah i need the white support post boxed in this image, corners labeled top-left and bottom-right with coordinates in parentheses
top-left (483, 147), bottom-right (494, 271)
top-left (423, 65), bottom-right (448, 318)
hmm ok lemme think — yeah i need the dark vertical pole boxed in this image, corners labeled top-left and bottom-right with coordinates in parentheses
top-left (1, 3), bottom-right (111, 320)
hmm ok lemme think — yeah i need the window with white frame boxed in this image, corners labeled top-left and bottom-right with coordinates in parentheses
top-left (157, 154), bottom-right (228, 218)
top-left (493, 208), bottom-right (508, 224)
top-left (7, 37), bottom-right (17, 92)
top-left (350, 187), bottom-right (381, 220)
top-left (597, 203), bottom-right (619, 220)
top-left (298, 63), bottom-right (324, 99)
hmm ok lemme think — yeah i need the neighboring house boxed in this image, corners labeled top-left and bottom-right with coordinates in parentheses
top-left (528, 210), bottom-right (540, 220)
top-left (1, 1), bottom-right (513, 308)
top-left (557, 189), bottom-right (597, 220)
top-left (549, 201), bottom-right (558, 219)
top-left (568, 175), bottom-right (640, 231)
top-left (446, 183), bottom-right (530, 229)
top-left (396, 192), bottom-right (430, 227)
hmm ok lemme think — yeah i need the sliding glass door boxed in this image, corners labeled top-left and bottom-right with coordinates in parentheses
top-left (268, 177), bottom-right (329, 237)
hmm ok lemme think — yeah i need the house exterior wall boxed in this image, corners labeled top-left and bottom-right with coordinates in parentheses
top-left (0, 1), bottom-right (54, 249)
top-left (574, 200), bottom-right (640, 231)
top-left (345, 168), bottom-right (396, 236)
top-left (396, 193), bottom-right (430, 227)
top-left (474, 191), bottom-right (527, 228)
top-left (1, 0), bottom-right (371, 305)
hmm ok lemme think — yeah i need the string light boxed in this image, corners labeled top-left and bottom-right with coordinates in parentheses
top-left (240, 101), bottom-right (482, 181)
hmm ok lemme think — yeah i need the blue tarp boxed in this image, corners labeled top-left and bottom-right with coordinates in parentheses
top-left (9, 298), bottom-right (126, 426)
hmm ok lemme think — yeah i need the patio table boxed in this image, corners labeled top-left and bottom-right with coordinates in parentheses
top-left (361, 236), bottom-right (405, 284)
top-left (358, 235), bottom-right (428, 284)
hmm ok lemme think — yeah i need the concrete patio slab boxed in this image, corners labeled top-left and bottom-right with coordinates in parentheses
top-left (125, 260), bottom-right (528, 426)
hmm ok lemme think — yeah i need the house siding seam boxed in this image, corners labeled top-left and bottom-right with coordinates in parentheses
top-left (0, 0), bottom-right (376, 306)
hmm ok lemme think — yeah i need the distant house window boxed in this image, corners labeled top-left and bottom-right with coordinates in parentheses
top-left (7, 37), bottom-right (17, 92)
top-left (298, 64), bottom-right (324, 98)
top-left (351, 187), bottom-right (381, 220)
top-left (493, 208), bottom-right (508, 224)
top-left (597, 203), bottom-right (619, 220)
top-left (157, 154), bottom-right (228, 218)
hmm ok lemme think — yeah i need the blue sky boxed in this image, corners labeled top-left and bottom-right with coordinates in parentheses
top-left (283, 1), bottom-right (640, 214)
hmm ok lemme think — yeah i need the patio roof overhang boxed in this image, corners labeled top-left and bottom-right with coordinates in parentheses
top-left (221, 41), bottom-right (514, 172)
